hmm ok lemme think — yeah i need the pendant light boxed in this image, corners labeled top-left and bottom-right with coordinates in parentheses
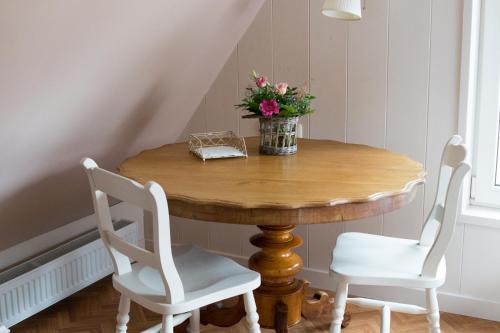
top-left (322, 0), bottom-right (362, 20)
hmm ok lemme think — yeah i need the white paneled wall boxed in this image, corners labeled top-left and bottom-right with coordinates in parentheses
top-left (383, 0), bottom-right (430, 240)
top-left (426, 0), bottom-right (464, 294)
top-left (175, 0), bottom-right (500, 320)
top-left (344, 0), bottom-right (388, 236)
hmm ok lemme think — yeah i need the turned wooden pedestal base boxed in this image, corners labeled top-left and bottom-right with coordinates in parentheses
top-left (253, 279), bottom-right (305, 330)
top-left (248, 224), bottom-right (351, 332)
top-left (198, 224), bottom-right (351, 333)
top-left (249, 225), bottom-right (303, 329)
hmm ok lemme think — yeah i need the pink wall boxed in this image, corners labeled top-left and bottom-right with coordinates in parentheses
top-left (0, 0), bottom-right (264, 251)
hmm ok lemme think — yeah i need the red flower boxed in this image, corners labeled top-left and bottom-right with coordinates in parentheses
top-left (259, 99), bottom-right (280, 117)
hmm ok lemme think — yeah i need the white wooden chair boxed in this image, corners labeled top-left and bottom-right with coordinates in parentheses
top-left (329, 135), bottom-right (470, 333)
top-left (81, 158), bottom-right (261, 333)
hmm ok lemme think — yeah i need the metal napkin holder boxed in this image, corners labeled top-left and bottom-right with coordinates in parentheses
top-left (188, 131), bottom-right (248, 161)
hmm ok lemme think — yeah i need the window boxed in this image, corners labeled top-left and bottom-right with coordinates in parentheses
top-left (496, 127), bottom-right (500, 185)
top-left (472, 0), bottom-right (500, 208)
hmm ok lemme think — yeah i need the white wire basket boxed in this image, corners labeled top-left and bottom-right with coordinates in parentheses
top-left (188, 131), bottom-right (248, 161)
top-left (259, 116), bottom-right (298, 155)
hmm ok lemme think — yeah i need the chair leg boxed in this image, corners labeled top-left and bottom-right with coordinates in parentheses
top-left (116, 295), bottom-right (130, 333)
top-left (329, 282), bottom-right (348, 333)
top-left (426, 288), bottom-right (441, 333)
top-left (187, 308), bottom-right (200, 333)
top-left (161, 315), bottom-right (174, 333)
top-left (380, 305), bottom-right (390, 333)
top-left (243, 291), bottom-right (260, 333)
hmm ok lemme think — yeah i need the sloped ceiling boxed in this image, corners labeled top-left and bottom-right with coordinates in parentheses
top-left (0, 0), bottom-right (265, 251)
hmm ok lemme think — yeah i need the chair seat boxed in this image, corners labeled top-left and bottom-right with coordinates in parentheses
top-left (330, 232), bottom-right (446, 288)
top-left (113, 244), bottom-right (260, 314)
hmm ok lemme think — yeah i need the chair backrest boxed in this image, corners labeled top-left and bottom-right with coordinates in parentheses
top-left (419, 135), bottom-right (470, 277)
top-left (81, 158), bottom-right (184, 304)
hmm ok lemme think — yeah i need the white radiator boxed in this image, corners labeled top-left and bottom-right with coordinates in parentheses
top-left (0, 220), bottom-right (137, 328)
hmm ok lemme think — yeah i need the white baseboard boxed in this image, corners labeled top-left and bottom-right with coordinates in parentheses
top-left (0, 202), bottom-right (144, 271)
top-left (298, 266), bottom-right (500, 323)
top-left (208, 249), bottom-right (500, 323)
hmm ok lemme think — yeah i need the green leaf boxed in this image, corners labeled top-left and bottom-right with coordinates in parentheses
top-left (278, 104), bottom-right (299, 117)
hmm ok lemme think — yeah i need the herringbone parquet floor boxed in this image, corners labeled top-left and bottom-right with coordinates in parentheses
top-left (10, 277), bottom-right (500, 333)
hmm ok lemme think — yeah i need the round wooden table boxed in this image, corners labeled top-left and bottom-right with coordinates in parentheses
top-left (119, 137), bottom-right (424, 331)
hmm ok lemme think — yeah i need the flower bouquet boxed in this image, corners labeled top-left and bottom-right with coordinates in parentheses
top-left (236, 70), bottom-right (315, 155)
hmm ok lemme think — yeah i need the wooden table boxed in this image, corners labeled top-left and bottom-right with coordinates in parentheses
top-left (119, 137), bottom-right (424, 331)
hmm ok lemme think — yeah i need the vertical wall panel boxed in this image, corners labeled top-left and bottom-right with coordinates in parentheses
top-left (425, 0), bottom-right (464, 293)
top-left (177, 217), bottom-right (210, 249)
top-left (383, 0), bottom-right (431, 239)
top-left (173, 99), bottom-right (207, 243)
top-left (238, 0), bottom-right (273, 138)
top-left (308, 0), bottom-right (348, 270)
top-left (441, 223), bottom-right (464, 294)
top-left (344, 0), bottom-right (389, 235)
top-left (237, 0), bottom-right (273, 256)
top-left (209, 221), bottom-right (242, 254)
top-left (346, 1), bottom-right (388, 148)
top-left (383, 188), bottom-right (425, 238)
top-left (169, 216), bottom-right (182, 244)
top-left (241, 225), bottom-right (260, 257)
top-left (308, 222), bottom-right (344, 271)
top-left (206, 49), bottom-right (239, 133)
top-left (205, 49), bottom-right (242, 254)
top-left (309, 0), bottom-right (347, 141)
top-left (386, 0), bottom-right (431, 162)
top-left (461, 225), bottom-right (500, 301)
top-left (272, 0), bottom-right (310, 264)
top-left (293, 224), bottom-right (308, 267)
top-left (272, 0), bottom-right (309, 83)
top-left (425, 0), bottom-right (463, 215)
top-left (272, 0), bottom-right (310, 140)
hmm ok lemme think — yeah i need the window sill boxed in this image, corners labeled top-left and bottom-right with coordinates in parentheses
top-left (459, 204), bottom-right (500, 229)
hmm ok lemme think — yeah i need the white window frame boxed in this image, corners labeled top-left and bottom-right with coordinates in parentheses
top-left (470, 0), bottom-right (500, 208)
top-left (458, 0), bottom-right (500, 228)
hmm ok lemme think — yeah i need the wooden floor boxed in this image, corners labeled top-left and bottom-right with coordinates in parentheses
top-left (11, 277), bottom-right (500, 333)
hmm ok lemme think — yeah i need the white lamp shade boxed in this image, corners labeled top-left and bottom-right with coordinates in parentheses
top-left (322, 0), bottom-right (362, 20)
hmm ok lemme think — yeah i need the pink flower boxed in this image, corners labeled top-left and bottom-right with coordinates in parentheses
top-left (275, 82), bottom-right (288, 95)
top-left (255, 76), bottom-right (268, 88)
top-left (259, 99), bottom-right (280, 117)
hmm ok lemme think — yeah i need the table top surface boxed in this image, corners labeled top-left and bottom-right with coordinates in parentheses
top-left (118, 137), bottom-right (424, 225)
